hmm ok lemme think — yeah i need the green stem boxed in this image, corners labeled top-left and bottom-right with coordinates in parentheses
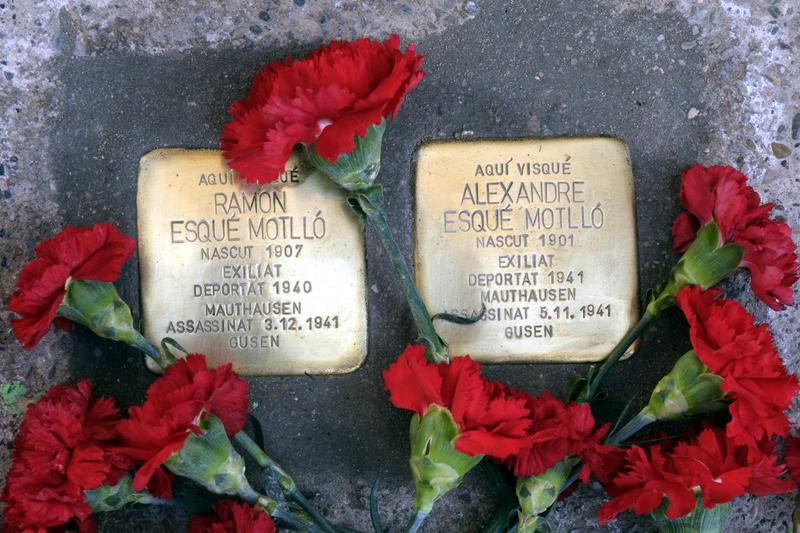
top-left (131, 333), bottom-right (167, 370)
top-left (272, 505), bottom-right (324, 533)
top-left (355, 190), bottom-right (448, 363)
top-left (607, 407), bottom-right (657, 446)
top-left (406, 510), bottom-right (429, 533)
top-left (585, 311), bottom-right (654, 402)
top-left (557, 468), bottom-right (581, 498)
top-left (235, 432), bottom-right (336, 533)
top-left (242, 475), bottom-right (323, 532)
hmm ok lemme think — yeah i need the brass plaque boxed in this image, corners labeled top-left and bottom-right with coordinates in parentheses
top-left (414, 137), bottom-right (639, 363)
top-left (137, 149), bottom-right (367, 375)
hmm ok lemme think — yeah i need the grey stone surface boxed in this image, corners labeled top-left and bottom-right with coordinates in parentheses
top-left (1, 0), bottom-right (798, 531)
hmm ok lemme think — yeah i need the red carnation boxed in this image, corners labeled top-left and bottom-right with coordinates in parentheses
top-left (598, 426), bottom-right (793, 524)
top-left (222, 34), bottom-right (424, 184)
top-left (671, 164), bottom-right (798, 309)
top-left (504, 392), bottom-right (622, 483)
top-left (383, 344), bottom-right (530, 459)
top-left (676, 286), bottom-right (798, 449)
top-left (503, 392), bottom-right (575, 476)
top-left (1, 381), bottom-right (131, 533)
top-left (188, 500), bottom-right (276, 533)
top-left (116, 354), bottom-right (249, 492)
top-left (565, 406), bottom-right (626, 485)
top-left (7, 223), bottom-right (136, 349)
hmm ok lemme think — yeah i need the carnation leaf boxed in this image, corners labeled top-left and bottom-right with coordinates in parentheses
top-left (246, 413), bottom-right (267, 451)
top-left (432, 303), bottom-right (486, 325)
top-left (566, 374), bottom-right (589, 403)
top-left (0, 380), bottom-right (27, 405)
top-left (369, 480), bottom-right (385, 533)
top-left (160, 337), bottom-right (187, 365)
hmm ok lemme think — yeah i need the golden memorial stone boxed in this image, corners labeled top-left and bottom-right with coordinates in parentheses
top-left (414, 137), bottom-right (639, 363)
top-left (137, 149), bottom-right (367, 375)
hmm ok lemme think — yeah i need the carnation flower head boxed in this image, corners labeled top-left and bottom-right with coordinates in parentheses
top-left (677, 286), bottom-right (798, 449)
top-left (7, 223), bottom-right (135, 349)
top-left (116, 354), bottom-right (249, 492)
top-left (1, 381), bottom-right (130, 533)
top-left (189, 500), bottom-right (276, 533)
top-left (504, 391), bottom-right (622, 483)
top-left (384, 345), bottom-right (534, 513)
top-left (598, 426), bottom-right (793, 524)
top-left (671, 164), bottom-right (798, 309)
top-left (383, 344), bottom-right (531, 459)
top-left (222, 34), bottom-right (424, 185)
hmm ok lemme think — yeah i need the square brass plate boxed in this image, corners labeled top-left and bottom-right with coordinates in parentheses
top-left (414, 137), bottom-right (639, 363)
top-left (137, 149), bottom-right (367, 375)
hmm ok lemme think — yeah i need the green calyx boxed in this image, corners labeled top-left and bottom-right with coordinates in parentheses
top-left (651, 494), bottom-right (731, 533)
top-left (165, 414), bottom-right (258, 501)
top-left (58, 279), bottom-right (163, 368)
top-left (409, 405), bottom-right (482, 513)
top-left (516, 457), bottom-right (578, 533)
top-left (306, 121), bottom-right (386, 192)
top-left (647, 221), bottom-right (743, 317)
top-left (646, 351), bottom-right (725, 421)
top-left (84, 474), bottom-right (163, 513)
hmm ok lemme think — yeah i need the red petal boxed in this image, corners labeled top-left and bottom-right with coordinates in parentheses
top-left (383, 344), bottom-right (443, 415)
top-left (671, 212), bottom-right (701, 252)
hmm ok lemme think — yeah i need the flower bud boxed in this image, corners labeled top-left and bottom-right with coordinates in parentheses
top-left (84, 474), bottom-right (162, 513)
top-left (651, 494), bottom-right (731, 533)
top-left (645, 350), bottom-right (725, 422)
top-left (58, 279), bottom-right (162, 366)
top-left (647, 222), bottom-right (744, 316)
top-left (516, 458), bottom-right (577, 533)
top-left (409, 404), bottom-right (482, 513)
top-left (305, 122), bottom-right (385, 191)
top-left (164, 414), bottom-right (260, 502)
